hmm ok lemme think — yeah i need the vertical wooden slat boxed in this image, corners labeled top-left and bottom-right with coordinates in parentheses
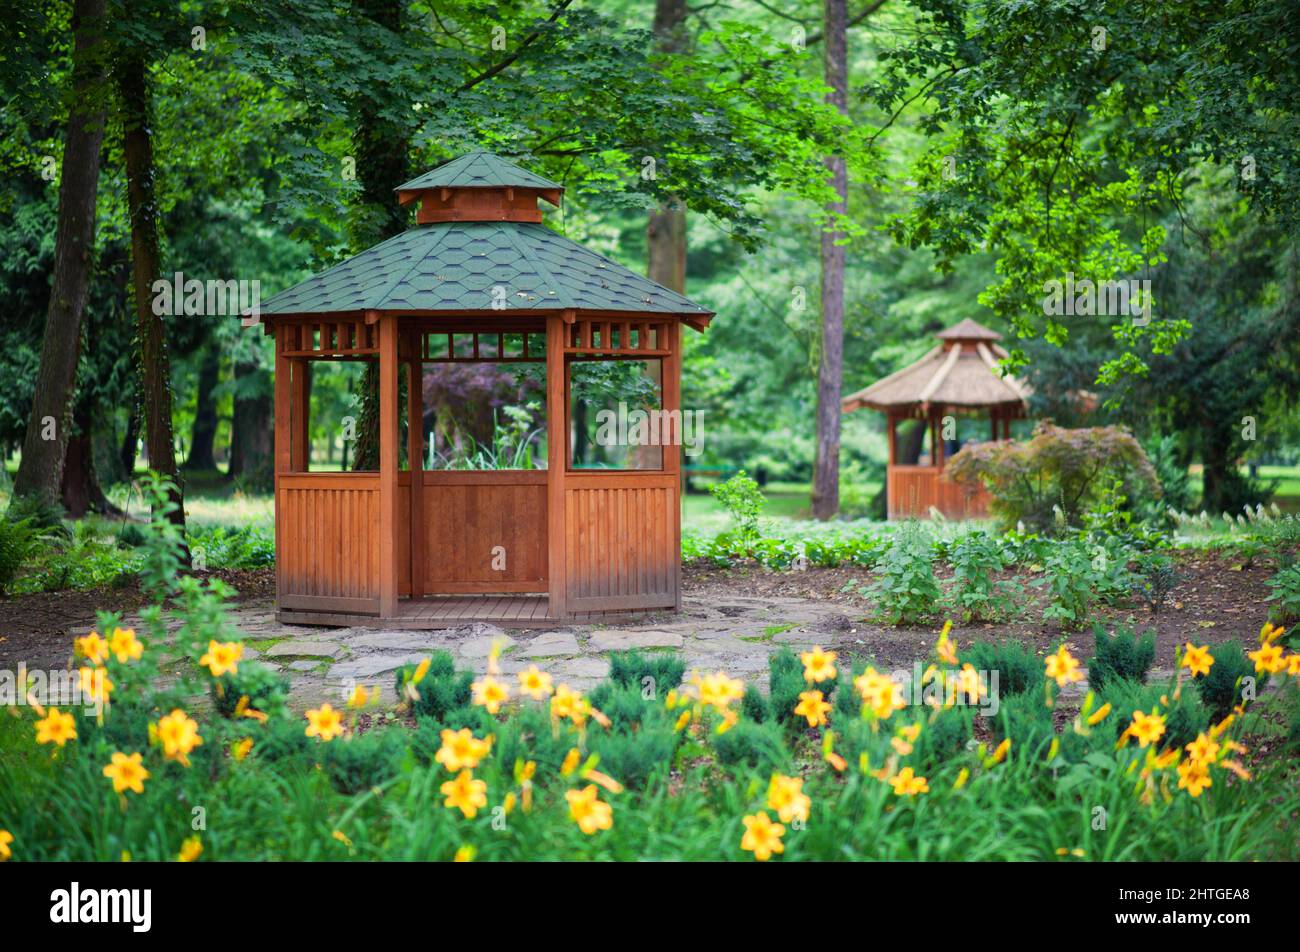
top-left (407, 344), bottom-right (425, 599)
top-left (378, 314), bottom-right (399, 618)
top-left (290, 360), bottom-right (310, 471)
top-left (547, 315), bottom-right (568, 618)
top-left (663, 320), bottom-right (683, 608)
top-left (273, 326), bottom-right (291, 608)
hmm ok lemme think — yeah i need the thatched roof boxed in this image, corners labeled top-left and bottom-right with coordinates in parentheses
top-left (842, 319), bottom-right (1030, 413)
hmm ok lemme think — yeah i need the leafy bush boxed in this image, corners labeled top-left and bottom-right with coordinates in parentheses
top-left (1086, 624), bottom-right (1156, 693)
top-left (992, 690), bottom-right (1056, 754)
top-left (768, 647), bottom-right (813, 730)
top-left (1197, 641), bottom-right (1256, 717)
top-left (1131, 550), bottom-right (1180, 614)
top-left (946, 420), bottom-right (1160, 533)
top-left (1265, 563), bottom-right (1300, 623)
top-left (863, 523), bottom-right (940, 624)
top-left (741, 684), bottom-right (771, 723)
top-left (587, 714), bottom-right (678, 790)
top-left (947, 530), bottom-right (1021, 621)
top-left (395, 652), bottom-right (473, 722)
top-left (1035, 538), bottom-right (1100, 629)
top-left (709, 471), bottom-right (765, 549)
top-left (320, 729), bottom-right (404, 795)
top-left (188, 525), bottom-right (275, 570)
top-left (713, 719), bottom-right (791, 772)
top-left (213, 663), bottom-right (291, 720)
top-left (606, 650), bottom-right (685, 698)
top-left (0, 514), bottom-right (45, 595)
top-left (960, 640), bottom-right (1040, 696)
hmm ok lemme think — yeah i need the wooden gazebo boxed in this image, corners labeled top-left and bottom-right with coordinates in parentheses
top-left (841, 319), bottom-right (1028, 520)
top-left (254, 151), bottom-right (712, 628)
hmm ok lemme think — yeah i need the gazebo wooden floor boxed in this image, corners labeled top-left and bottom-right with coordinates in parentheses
top-left (277, 595), bottom-right (656, 630)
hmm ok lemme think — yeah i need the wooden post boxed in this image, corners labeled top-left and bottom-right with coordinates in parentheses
top-left (406, 337), bottom-right (424, 599)
top-left (663, 319), bottom-right (683, 611)
top-left (290, 359), bottom-right (310, 471)
top-left (887, 410), bottom-right (897, 465)
top-left (546, 315), bottom-right (567, 619)
top-left (273, 325), bottom-right (290, 608)
top-left (378, 314), bottom-right (399, 618)
top-left (990, 409), bottom-right (998, 442)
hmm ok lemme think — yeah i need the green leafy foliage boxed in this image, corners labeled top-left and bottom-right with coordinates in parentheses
top-left (0, 513), bottom-right (45, 595)
top-left (947, 530), bottom-right (1021, 622)
top-left (947, 421), bottom-right (1160, 533)
top-left (1265, 564), bottom-right (1300, 623)
top-left (1086, 624), bottom-right (1157, 694)
top-left (863, 523), bottom-right (940, 625)
top-left (606, 650), bottom-right (685, 700)
top-left (1197, 641), bottom-right (1256, 718)
top-left (709, 471), bottom-right (765, 550)
top-left (395, 652), bottom-right (473, 723)
top-left (959, 640), bottom-right (1040, 697)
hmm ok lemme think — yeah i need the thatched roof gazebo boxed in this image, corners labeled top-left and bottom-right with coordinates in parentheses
top-left (253, 150), bottom-right (712, 628)
top-left (841, 318), bottom-right (1029, 519)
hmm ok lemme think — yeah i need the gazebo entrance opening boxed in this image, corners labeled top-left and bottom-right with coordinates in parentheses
top-left (258, 152), bottom-right (710, 628)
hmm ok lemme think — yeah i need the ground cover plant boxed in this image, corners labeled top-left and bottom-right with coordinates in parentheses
top-left (1, 485), bottom-right (1297, 863)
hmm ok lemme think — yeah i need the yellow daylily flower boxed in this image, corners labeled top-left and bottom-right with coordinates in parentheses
top-left (889, 766), bottom-right (929, 796)
top-left (1181, 643), bottom-right (1214, 678)
top-left (441, 770), bottom-right (488, 818)
top-left (435, 728), bottom-right (492, 772)
top-left (198, 640), bottom-right (243, 678)
top-left (155, 709), bottom-right (202, 767)
top-left (75, 631), bottom-right (110, 665)
top-left (1086, 702), bottom-right (1112, 726)
top-left (1044, 645), bottom-right (1082, 687)
top-left (1247, 642), bottom-right (1286, 675)
top-left (800, 646), bottom-right (838, 684)
top-left (1176, 760), bottom-right (1212, 797)
top-left (78, 666), bottom-right (113, 705)
top-left (471, 675), bottom-right (511, 714)
top-left (454, 845), bottom-right (476, 862)
top-left (177, 836), bottom-right (202, 862)
top-left (565, 784), bottom-right (613, 835)
top-left (740, 811), bottom-right (785, 861)
top-left (1128, 709), bottom-right (1167, 748)
top-left (793, 690), bottom-right (831, 727)
top-left (1185, 733), bottom-right (1219, 765)
top-left (108, 627), bottom-right (143, 664)
top-left (0, 830), bottom-right (12, 861)
top-left (936, 620), bottom-right (958, 665)
top-left (766, 774), bottom-right (810, 824)
top-left (102, 752), bottom-right (150, 795)
top-left (305, 703), bottom-right (344, 742)
top-left (517, 666), bottom-right (554, 700)
top-left (35, 707), bottom-right (77, 747)
top-left (232, 737), bottom-right (253, 762)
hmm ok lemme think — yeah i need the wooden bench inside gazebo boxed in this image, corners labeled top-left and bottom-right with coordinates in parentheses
top-left (254, 151), bottom-right (712, 628)
top-left (842, 319), bottom-right (1029, 520)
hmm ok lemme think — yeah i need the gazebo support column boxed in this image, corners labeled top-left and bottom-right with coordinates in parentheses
top-left (290, 359), bottom-right (310, 470)
top-left (545, 314), bottom-right (568, 619)
top-left (406, 336), bottom-right (424, 600)
top-left (273, 329), bottom-right (291, 606)
top-left (378, 313), bottom-right (399, 618)
top-left (664, 320), bottom-right (683, 611)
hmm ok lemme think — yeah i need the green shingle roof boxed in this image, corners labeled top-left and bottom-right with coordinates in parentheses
top-left (261, 220), bottom-right (711, 316)
top-left (395, 151), bottom-right (562, 193)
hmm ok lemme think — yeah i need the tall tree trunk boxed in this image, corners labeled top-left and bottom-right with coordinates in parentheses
top-left (184, 345), bottom-right (220, 470)
top-left (647, 0), bottom-right (689, 297)
top-left (811, 0), bottom-right (848, 521)
top-left (349, 0), bottom-right (409, 472)
top-left (119, 51), bottom-right (186, 540)
top-left (227, 359), bottom-right (274, 490)
top-left (61, 394), bottom-right (120, 517)
top-left (11, 0), bottom-right (107, 510)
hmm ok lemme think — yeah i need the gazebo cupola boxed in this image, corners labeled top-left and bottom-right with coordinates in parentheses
top-left (394, 150), bottom-right (564, 224)
top-left (842, 318), bottom-right (1031, 520)
top-left (254, 150), bottom-right (712, 628)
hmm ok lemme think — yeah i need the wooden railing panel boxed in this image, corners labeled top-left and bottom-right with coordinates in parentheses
top-left (277, 474), bottom-right (381, 614)
top-left (419, 472), bottom-right (548, 593)
top-left (564, 473), bottom-right (677, 611)
top-left (887, 466), bottom-right (991, 520)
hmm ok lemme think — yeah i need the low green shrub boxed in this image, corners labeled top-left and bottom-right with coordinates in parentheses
top-left (607, 650), bottom-right (685, 698)
top-left (947, 530), bottom-right (1021, 622)
top-left (713, 719), bottom-right (791, 772)
top-left (960, 640), bottom-right (1040, 696)
top-left (1197, 640), bottom-right (1256, 717)
top-left (1036, 538), bottom-right (1100, 629)
top-left (1265, 563), bottom-right (1300, 623)
top-left (320, 728), bottom-right (404, 795)
top-left (863, 523), bottom-right (940, 625)
top-left (1086, 624), bottom-right (1156, 693)
top-left (0, 514), bottom-right (45, 595)
top-left (395, 652), bottom-right (473, 722)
